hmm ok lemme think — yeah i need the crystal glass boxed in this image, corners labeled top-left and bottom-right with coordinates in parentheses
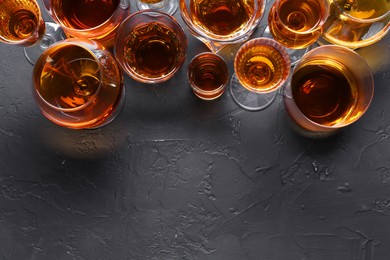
top-left (266, 0), bottom-right (330, 65)
top-left (230, 37), bottom-right (291, 111)
top-left (188, 52), bottom-right (229, 100)
top-left (137, 0), bottom-right (178, 15)
top-left (114, 10), bottom-right (187, 84)
top-left (32, 38), bottom-right (125, 129)
top-left (180, 0), bottom-right (266, 53)
top-left (319, 0), bottom-right (390, 49)
top-left (283, 45), bottom-right (374, 135)
top-left (0, 0), bottom-right (65, 65)
top-left (43, 0), bottom-right (130, 48)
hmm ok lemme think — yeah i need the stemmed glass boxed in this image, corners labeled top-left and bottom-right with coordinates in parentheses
top-left (265, 0), bottom-right (330, 65)
top-left (42, 0), bottom-right (130, 48)
top-left (283, 45), bottom-right (374, 136)
top-left (137, 0), bottom-right (178, 15)
top-left (319, 0), bottom-right (390, 49)
top-left (0, 0), bottom-right (65, 65)
top-left (32, 38), bottom-right (125, 129)
top-left (114, 10), bottom-right (187, 84)
top-left (230, 37), bottom-right (291, 111)
top-left (180, 0), bottom-right (266, 53)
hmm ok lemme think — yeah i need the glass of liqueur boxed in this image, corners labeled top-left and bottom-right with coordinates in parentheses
top-left (114, 10), bottom-right (187, 84)
top-left (283, 45), bottom-right (374, 135)
top-left (137, 0), bottom-right (178, 15)
top-left (42, 0), bottom-right (130, 48)
top-left (266, 0), bottom-right (330, 65)
top-left (187, 53), bottom-right (229, 100)
top-left (179, 0), bottom-right (266, 53)
top-left (32, 38), bottom-right (125, 129)
top-left (230, 37), bottom-right (291, 111)
top-left (319, 0), bottom-right (390, 49)
top-left (0, 0), bottom-right (65, 65)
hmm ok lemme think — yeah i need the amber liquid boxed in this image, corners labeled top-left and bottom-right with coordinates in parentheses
top-left (190, 0), bottom-right (254, 36)
top-left (291, 62), bottom-right (357, 126)
top-left (50, 0), bottom-right (119, 29)
top-left (34, 44), bottom-right (123, 128)
top-left (268, 0), bottom-right (327, 48)
top-left (123, 22), bottom-right (183, 80)
top-left (188, 53), bottom-right (228, 100)
top-left (235, 44), bottom-right (289, 92)
top-left (0, 0), bottom-right (44, 45)
top-left (140, 0), bottom-right (163, 3)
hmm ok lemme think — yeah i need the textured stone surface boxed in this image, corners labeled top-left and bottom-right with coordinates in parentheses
top-left (0, 1), bottom-right (390, 259)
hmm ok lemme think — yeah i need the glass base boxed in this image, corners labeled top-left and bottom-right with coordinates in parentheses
top-left (24, 22), bottom-right (66, 65)
top-left (230, 74), bottom-right (278, 111)
top-left (136, 0), bottom-right (178, 15)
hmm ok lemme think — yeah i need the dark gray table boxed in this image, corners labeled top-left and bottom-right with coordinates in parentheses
top-left (0, 1), bottom-right (390, 259)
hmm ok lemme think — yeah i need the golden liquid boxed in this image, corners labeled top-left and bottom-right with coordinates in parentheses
top-left (50, 0), bottom-right (120, 29)
top-left (34, 44), bottom-right (123, 128)
top-left (291, 62), bottom-right (357, 126)
top-left (336, 0), bottom-right (390, 19)
top-left (190, 0), bottom-right (254, 36)
top-left (0, 0), bottom-right (44, 44)
top-left (235, 44), bottom-right (289, 92)
top-left (321, 0), bottom-right (390, 49)
top-left (123, 22), bottom-right (183, 79)
top-left (188, 53), bottom-right (228, 100)
top-left (268, 0), bottom-right (327, 48)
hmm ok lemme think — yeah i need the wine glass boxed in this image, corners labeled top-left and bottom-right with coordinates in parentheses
top-left (32, 38), bottom-right (125, 129)
top-left (114, 10), bottom-right (187, 84)
top-left (319, 0), bottom-right (390, 49)
top-left (136, 0), bottom-right (178, 15)
top-left (187, 52), bottom-right (229, 100)
top-left (42, 0), bottom-right (130, 48)
top-left (266, 0), bottom-right (330, 65)
top-left (0, 0), bottom-right (65, 65)
top-left (179, 0), bottom-right (266, 53)
top-left (230, 37), bottom-right (291, 111)
top-left (283, 45), bottom-right (374, 136)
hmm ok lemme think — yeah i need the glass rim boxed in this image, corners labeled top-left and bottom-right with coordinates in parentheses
top-left (290, 44), bottom-right (375, 129)
top-left (234, 37), bottom-right (291, 94)
top-left (272, 0), bottom-right (330, 34)
top-left (187, 52), bottom-right (229, 94)
top-left (33, 39), bottom-right (104, 112)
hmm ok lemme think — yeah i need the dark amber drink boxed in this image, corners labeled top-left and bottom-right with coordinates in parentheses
top-left (43, 0), bottom-right (129, 47)
top-left (188, 53), bottom-right (228, 100)
top-left (114, 10), bottom-right (187, 83)
top-left (284, 45), bottom-right (374, 133)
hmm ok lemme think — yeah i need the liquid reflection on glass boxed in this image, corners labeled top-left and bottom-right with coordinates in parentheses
top-left (283, 45), bottom-right (374, 135)
top-left (267, 0), bottom-right (330, 64)
top-left (43, 0), bottom-right (130, 47)
top-left (0, 0), bottom-right (65, 65)
top-left (188, 53), bottom-right (229, 100)
top-left (33, 38), bottom-right (125, 129)
top-left (180, 0), bottom-right (266, 53)
top-left (231, 37), bottom-right (291, 111)
top-left (320, 0), bottom-right (390, 49)
top-left (114, 10), bottom-right (187, 84)
top-left (137, 0), bottom-right (178, 15)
